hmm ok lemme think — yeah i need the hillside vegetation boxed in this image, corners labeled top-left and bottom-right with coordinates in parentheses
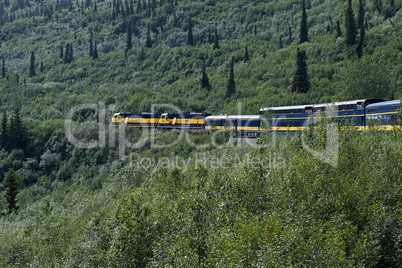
top-left (0, 0), bottom-right (402, 266)
top-left (0, 0), bottom-right (401, 115)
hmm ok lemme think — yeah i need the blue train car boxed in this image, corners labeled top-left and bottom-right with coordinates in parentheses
top-left (259, 99), bottom-right (384, 132)
top-left (365, 100), bottom-right (401, 129)
top-left (314, 99), bottom-right (383, 127)
top-left (205, 115), bottom-right (261, 137)
top-left (259, 104), bottom-right (309, 133)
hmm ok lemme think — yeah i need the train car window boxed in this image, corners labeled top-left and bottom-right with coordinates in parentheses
top-left (367, 108), bottom-right (378, 113)
top-left (280, 122), bottom-right (293, 127)
top-left (337, 104), bottom-right (354, 110)
top-left (391, 115), bottom-right (397, 125)
top-left (314, 107), bottom-right (326, 112)
top-left (275, 109), bottom-right (303, 114)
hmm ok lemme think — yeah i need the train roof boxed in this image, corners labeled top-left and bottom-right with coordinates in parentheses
top-left (206, 115), bottom-right (261, 120)
top-left (259, 98), bottom-right (384, 113)
top-left (366, 99), bottom-right (400, 108)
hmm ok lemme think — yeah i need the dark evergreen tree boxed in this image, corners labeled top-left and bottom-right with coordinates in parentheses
top-left (124, 0), bottom-right (129, 15)
top-left (60, 43), bottom-right (64, 59)
top-left (5, 169), bottom-right (20, 214)
top-left (129, 0), bottom-right (134, 14)
top-left (8, 106), bottom-right (27, 151)
top-left (126, 22), bottom-right (133, 50)
top-left (226, 56), bottom-right (236, 98)
top-left (335, 20), bottom-right (342, 38)
top-left (345, 0), bottom-right (357, 46)
top-left (1, 57), bottom-right (5, 78)
top-left (187, 18), bottom-right (194, 46)
top-left (299, 0), bottom-right (309, 44)
top-left (145, 28), bottom-right (152, 48)
top-left (244, 44), bottom-right (250, 62)
top-left (288, 26), bottom-right (292, 44)
top-left (358, 0), bottom-right (365, 29)
top-left (93, 39), bottom-right (98, 59)
top-left (64, 43), bottom-right (73, 63)
top-left (356, 26), bottom-right (365, 58)
top-left (89, 31), bottom-right (93, 56)
top-left (40, 60), bottom-right (44, 73)
top-left (279, 36), bottom-right (283, 49)
top-left (115, 0), bottom-right (120, 14)
top-left (213, 29), bottom-right (219, 49)
top-left (138, 47), bottom-right (146, 61)
top-left (94, 1), bottom-right (97, 11)
top-left (0, 111), bottom-right (7, 150)
top-left (200, 65), bottom-right (210, 90)
top-left (292, 48), bottom-right (310, 93)
top-left (29, 51), bottom-right (35, 77)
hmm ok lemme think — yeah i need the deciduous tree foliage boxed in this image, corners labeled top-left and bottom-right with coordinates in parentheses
top-left (342, 53), bottom-right (396, 99)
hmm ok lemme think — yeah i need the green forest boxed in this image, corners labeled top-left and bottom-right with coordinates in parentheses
top-left (0, 0), bottom-right (402, 266)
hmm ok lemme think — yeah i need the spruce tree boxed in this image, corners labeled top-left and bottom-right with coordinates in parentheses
top-left (126, 22), bottom-right (132, 50)
top-left (145, 28), bottom-right (152, 48)
top-left (288, 26), bottom-right (292, 44)
top-left (358, 0), bottom-right (365, 30)
top-left (2, 57), bottom-right (5, 78)
top-left (40, 60), bottom-right (44, 73)
top-left (89, 31), bottom-right (93, 57)
top-left (200, 65), bottom-right (210, 90)
top-left (9, 106), bottom-right (27, 151)
top-left (60, 43), bottom-right (64, 59)
top-left (356, 26), bottom-right (365, 58)
top-left (5, 169), bottom-right (20, 214)
top-left (345, 0), bottom-right (357, 46)
top-left (335, 20), bottom-right (342, 38)
top-left (226, 56), bottom-right (236, 98)
top-left (187, 18), bottom-right (194, 46)
top-left (244, 44), bottom-right (250, 62)
top-left (93, 39), bottom-right (98, 59)
top-left (299, 0), bottom-right (309, 44)
top-left (64, 43), bottom-right (73, 63)
top-left (29, 51), bottom-right (35, 77)
top-left (292, 48), bottom-right (310, 93)
top-left (0, 111), bottom-right (8, 150)
top-left (213, 29), bottom-right (219, 49)
top-left (64, 43), bottom-right (69, 63)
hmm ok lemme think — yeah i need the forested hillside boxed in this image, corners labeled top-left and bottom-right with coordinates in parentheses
top-left (0, 0), bottom-right (401, 115)
top-left (0, 0), bottom-right (402, 267)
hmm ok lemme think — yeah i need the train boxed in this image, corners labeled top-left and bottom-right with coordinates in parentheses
top-left (111, 98), bottom-right (401, 137)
